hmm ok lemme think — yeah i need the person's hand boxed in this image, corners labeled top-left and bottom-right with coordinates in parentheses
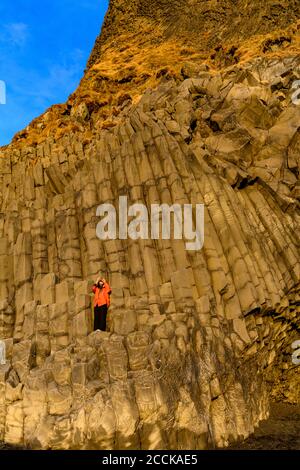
top-left (101, 278), bottom-right (107, 283)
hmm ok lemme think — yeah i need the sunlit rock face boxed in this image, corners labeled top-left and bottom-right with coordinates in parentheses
top-left (0, 0), bottom-right (299, 450)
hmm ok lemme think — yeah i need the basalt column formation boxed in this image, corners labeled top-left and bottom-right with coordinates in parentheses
top-left (0, 0), bottom-right (299, 449)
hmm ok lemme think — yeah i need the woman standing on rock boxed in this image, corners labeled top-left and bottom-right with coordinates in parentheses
top-left (92, 277), bottom-right (112, 331)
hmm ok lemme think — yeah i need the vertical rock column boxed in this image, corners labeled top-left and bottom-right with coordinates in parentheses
top-left (13, 233), bottom-right (33, 341)
top-left (0, 238), bottom-right (14, 338)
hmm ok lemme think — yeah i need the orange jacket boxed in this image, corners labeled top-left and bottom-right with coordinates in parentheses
top-left (92, 281), bottom-right (112, 307)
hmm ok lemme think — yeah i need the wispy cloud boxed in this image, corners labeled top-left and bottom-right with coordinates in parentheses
top-left (0, 0), bottom-right (109, 146)
top-left (0, 22), bottom-right (29, 47)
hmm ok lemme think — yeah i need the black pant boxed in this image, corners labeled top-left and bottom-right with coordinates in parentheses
top-left (94, 305), bottom-right (108, 331)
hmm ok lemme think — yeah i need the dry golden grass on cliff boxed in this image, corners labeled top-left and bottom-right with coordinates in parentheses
top-left (3, 20), bottom-right (299, 151)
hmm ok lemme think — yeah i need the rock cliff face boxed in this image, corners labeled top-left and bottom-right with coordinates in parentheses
top-left (0, 0), bottom-right (299, 450)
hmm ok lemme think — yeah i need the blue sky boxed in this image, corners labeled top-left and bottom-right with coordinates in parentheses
top-left (0, 0), bottom-right (108, 146)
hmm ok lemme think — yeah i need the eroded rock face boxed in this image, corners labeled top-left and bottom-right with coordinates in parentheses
top-left (0, 1), bottom-right (299, 450)
top-left (88, 0), bottom-right (300, 69)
